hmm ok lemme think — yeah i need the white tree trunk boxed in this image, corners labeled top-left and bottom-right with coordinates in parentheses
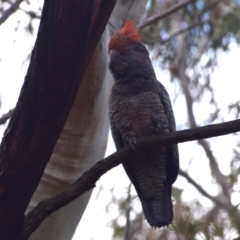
top-left (27, 1), bottom-right (147, 239)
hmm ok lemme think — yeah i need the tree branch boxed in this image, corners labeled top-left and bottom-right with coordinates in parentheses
top-left (124, 184), bottom-right (132, 240)
top-left (0, 0), bottom-right (24, 25)
top-left (17, 119), bottom-right (240, 240)
top-left (138, 0), bottom-right (196, 30)
top-left (0, 108), bottom-right (15, 125)
top-left (199, 139), bottom-right (231, 199)
top-left (179, 169), bottom-right (223, 206)
top-left (179, 169), bottom-right (240, 229)
top-left (178, 60), bottom-right (231, 203)
top-left (172, 5), bottom-right (231, 201)
top-left (161, 0), bottom-right (225, 43)
top-left (161, 22), bottom-right (199, 43)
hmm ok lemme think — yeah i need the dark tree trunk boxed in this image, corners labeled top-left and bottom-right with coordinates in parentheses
top-left (0, 1), bottom-right (116, 239)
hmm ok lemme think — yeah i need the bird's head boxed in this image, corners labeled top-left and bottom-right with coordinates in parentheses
top-left (108, 20), bottom-right (155, 81)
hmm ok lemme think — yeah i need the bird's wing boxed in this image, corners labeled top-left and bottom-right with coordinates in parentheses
top-left (157, 81), bottom-right (179, 184)
top-left (110, 123), bottom-right (144, 198)
top-left (108, 98), bottom-right (140, 194)
top-left (110, 123), bottom-right (124, 151)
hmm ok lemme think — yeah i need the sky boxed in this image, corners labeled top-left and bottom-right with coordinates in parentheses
top-left (0, 2), bottom-right (240, 240)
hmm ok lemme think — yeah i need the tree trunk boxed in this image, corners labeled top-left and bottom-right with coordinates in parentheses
top-left (0, 1), bottom-right (115, 239)
top-left (26, 1), bottom-right (148, 240)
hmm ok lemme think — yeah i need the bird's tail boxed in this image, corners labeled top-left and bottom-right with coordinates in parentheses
top-left (140, 180), bottom-right (173, 228)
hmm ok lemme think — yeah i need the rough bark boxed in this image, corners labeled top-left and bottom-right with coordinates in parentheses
top-left (0, 1), bottom-right (116, 239)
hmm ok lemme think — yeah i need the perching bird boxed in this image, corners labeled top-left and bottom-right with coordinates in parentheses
top-left (108, 20), bottom-right (179, 228)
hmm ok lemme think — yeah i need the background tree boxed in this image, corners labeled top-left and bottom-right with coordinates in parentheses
top-left (108, 0), bottom-right (240, 239)
top-left (0, 0), bottom-right (240, 240)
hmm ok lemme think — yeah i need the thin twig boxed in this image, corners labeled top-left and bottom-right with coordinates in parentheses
top-left (162, 0), bottom-right (225, 43)
top-left (124, 184), bottom-right (132, 240)
top-left (173, 12), bottom-right (230, 201)
top-left (20, 10), bottom-right (41, 19)
top-left (0, 0), bottom-right (24, 25)
top-left (179, 169), bottom-right (223, 206)
top-left (161, 22), bottom-right (199, 43)
top-left (179, 168), bottom-right (240, 231)
top-left (138, 0), bottom-right (197, 30)
top-left (0, 108), bottom-right (15, 125)
top-left (17, 119), bottom-right (240, 240)
top-left (124, 205), bottom-right (131, 240)
top-left (171, 2), bottom-right (231, 201)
